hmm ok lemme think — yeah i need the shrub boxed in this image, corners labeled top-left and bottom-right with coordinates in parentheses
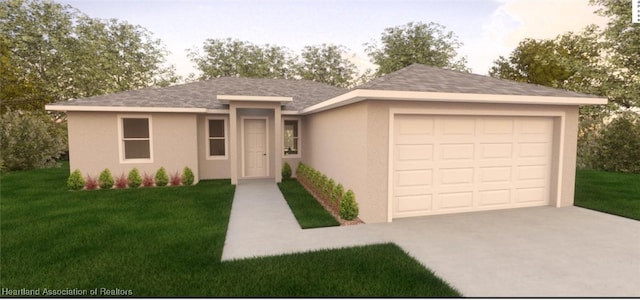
top-left (67, 169), bottom-right (85, 190)
top-left (319, 174), bottom-right (329, 199)
top-left (339, 189), bottom-right (359, 220)
top-left (114, 173), bottom-right (128, 188)
top-left (331, 183), bottom-right (344, 207)
top-left (142, 172), bottom-right (154, 187)
top-left (170, 171), bottom-right (181, 186)
top-left (154, 167), bottom-right (169, 187)
top-left (128, 168), bottom-right (142, 188)
top-left (325, 179), bottom-right (336, 202)
top-left (282, 162), bottom-right (292, 180)
top-left (182, 166), bottom-right (195, 186)
top-left (593, 113), bottom-right (640, 173)
top-left (98, 168), bottom-right (114, 189)
top-left (85, 175), bottom-right (98, 190)
top-left (296, 162), bottom-right (304, 178)
top-left (0, 109), bottom-right (67, 171)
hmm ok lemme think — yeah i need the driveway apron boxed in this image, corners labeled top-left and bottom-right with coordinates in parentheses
top-left (222, 179), bottom-right (640, 297)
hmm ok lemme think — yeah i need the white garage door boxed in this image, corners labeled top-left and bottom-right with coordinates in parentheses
top-left (392, 115), bottom-right (553, 219)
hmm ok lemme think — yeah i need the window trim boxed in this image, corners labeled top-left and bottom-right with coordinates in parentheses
top-left (282, 117), bottom-right (302, 158)
top-left (117, 114), bottom-right (153, 164)
top-left (205, 116), bottom-right (229, 160)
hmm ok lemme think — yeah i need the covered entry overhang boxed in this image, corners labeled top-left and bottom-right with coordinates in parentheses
top-left (217, 95), bottom-right (292, 184)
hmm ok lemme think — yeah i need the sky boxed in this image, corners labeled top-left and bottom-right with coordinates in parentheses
top-left (58, 0), bottom-right (609, 78)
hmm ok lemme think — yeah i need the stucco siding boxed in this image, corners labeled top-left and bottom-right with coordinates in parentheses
top-left (303, 102), bottom-right (371, 221)
top-left (67, 111), bottom-right (199, 183)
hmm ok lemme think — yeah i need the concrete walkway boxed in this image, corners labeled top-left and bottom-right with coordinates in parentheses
top-left (222, 179), bottom-right (640, 297)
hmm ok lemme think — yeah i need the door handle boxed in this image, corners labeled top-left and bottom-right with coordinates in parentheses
top-left (263, 153), bottom-right (266, 156)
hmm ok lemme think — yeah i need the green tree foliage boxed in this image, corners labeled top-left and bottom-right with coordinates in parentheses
top-left (154, 167), bottom-right (169, 187)
top-left (67, 169), bottom-right (85, 190)
top-left (0, 110), bottom-right (67, 171)
top-left (127, 168), bottom-right (142, 188)
top-left (0, 0), bottom-right (178, 112)
top-left (591, 113), bottom-right (640, 173)
top-left (188, 38), bottom-right (295, 80)
top-left (339, 190), bottom-right (359, 220)
top-left (295, 44), bottom-right (358, 87)
top-left (365, 21), bottom-right (469, 76)
top-left (181, 166), bottom-right (195, 186)
top-left (98, 168), bottom-right (114, 189)
top-left (591, 0), bottom-right (640, 109)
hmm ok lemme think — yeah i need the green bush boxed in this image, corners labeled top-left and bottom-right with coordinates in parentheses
top-left (155, 167), bottom-right (169, 187)
top-left (0, 109), bottom-right (67, 171)
top-left (127, 168), bottom-right (142, 188)
top-left (282, 162), bottom-right (292, 180)
top-left (326, 179), bottom-right (336, 202)
top-left (593, 113), bottom-right (640, 173)
top-left (331, 183), bottom-right (344, 206)
top-left (67, 169), bottom-right (85, 190)
top-left (319, 174), bottom-right (329, 198)
top-left (98, 168), bottom-right (114, 189)
top-left (339, 190), bottom-right (359, 220)
top-left (182, 166), bottom-right (195, 186)
top-left (296, 162), bottom-right (304, 178)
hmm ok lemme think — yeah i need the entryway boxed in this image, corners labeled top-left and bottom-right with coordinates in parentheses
top-left (242, 118), bottom-right (268, 177)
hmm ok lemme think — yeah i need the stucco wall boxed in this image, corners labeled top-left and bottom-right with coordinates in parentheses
top-left (67, 111), bottom-right (199, 183)
top-left (302, 101), bottom-right (371, 221)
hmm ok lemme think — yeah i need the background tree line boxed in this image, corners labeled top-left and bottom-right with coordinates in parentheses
top-left (1, 0), bottom-right (638, 173)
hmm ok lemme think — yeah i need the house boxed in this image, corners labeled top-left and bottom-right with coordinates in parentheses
top-left (45, 64), bottom-right (607, 223)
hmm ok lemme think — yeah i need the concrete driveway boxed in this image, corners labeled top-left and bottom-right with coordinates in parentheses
top-left (222, 179), bottom-right (640, 297)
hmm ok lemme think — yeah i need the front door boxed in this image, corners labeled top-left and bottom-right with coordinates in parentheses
top-left (244, 118), bottom-right (267, 177)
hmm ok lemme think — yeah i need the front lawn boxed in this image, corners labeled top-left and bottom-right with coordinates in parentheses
top-left (278, 178), bottom-right (339, 228)
top-left (575, 169), bottom-right (640, 221)
top-left (1, 164), bottom-right (460, 297)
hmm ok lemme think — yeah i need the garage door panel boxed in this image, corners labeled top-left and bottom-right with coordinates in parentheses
top-left (479, 166), bottom-right (512, 183)
top-left (440, 143), bottom-right (475, 160)
top-left (396, 144), bottom-right (433, 161)
top-left (439, 168), bottom-right (474, 185)
top-left (395, 195), bottom-right (433, 214)
top-left (393, 115), bottom-right (553, 219)
top-left (438, 192), bottom-right (474, 210)
top-left (480, 143), bottom-right (513, 159)
top-left (478, 189), bottom-right (511, 207)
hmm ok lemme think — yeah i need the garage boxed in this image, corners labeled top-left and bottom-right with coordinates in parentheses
top-left (392, 114), bottom-right (554, 219)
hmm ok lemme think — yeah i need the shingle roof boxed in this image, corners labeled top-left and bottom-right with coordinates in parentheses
top-left (354, 64), bottom-right (600, 98)
top-left (51, 77), bottom-right (347, 111)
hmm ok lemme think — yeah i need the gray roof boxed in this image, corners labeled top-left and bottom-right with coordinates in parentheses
top-left (52, 77), bottom-right (347, 111)
top-left (355, 64), bottom-right (600, 98)
top-left (50, 64), bottom-right (600, 112)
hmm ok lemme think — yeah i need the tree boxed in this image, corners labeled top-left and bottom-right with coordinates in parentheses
top-left (591, 0), bottom-right (640, 109)
top-left (295, 44), bottom-right (358, 87)
top-left (0, 109), bottom-right (67, 171)
top-left (364, 21), bottom-right (468, 76)
top-left (188, 38), bottom-right (295, 80)
top-left (0, 0), bottom-right (178, 111)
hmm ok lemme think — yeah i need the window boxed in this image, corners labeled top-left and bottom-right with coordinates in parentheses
top-left (120, 116), bottom-right (152, 162)
top-left (283, 119), bottom-right (300, 156)
top-left (207, 118), bottom-right (227, 158)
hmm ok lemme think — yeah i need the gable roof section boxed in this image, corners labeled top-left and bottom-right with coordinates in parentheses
top-left (46, 77), bottom-right (346, 112)
top-left (300, 64), bottom-right (607, 114)
top-left (355, 64), bottom-right (599, 98)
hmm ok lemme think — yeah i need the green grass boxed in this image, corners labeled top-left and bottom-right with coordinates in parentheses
top-left (277, 179), bottom-right (340, 228)
top-left (1, 163), bottom-right (461, 297)
top-left (575, 169), bottom-right (640, 221)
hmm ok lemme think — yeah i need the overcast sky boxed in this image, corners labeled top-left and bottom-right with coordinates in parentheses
top-left (58, 0), bottom-right (609, 78)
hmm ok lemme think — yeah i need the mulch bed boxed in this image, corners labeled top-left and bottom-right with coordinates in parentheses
top-left (297, 179), bottom-right (364, 226)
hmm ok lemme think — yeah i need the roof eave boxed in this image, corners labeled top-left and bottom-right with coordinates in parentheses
top-left (299, 89), bottom-right (608, 115)
top-left (45, 105), bottom-right (209, 113)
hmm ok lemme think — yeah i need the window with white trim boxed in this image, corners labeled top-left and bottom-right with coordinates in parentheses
top-left (283, 119), bottom-right (300, 156)
top-left (121, 117), bottom-right (152, 160)
top-left (207, 118), bottom-right (227, 158)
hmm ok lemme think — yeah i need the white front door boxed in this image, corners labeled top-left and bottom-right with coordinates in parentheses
top-left (244, 118), bottom-right (267, 177)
